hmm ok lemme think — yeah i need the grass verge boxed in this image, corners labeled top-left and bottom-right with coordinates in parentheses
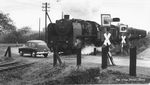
top-left (41, 67), bottom-right (150, 84)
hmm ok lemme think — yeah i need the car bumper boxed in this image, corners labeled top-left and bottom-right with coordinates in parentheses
top-left (36, 52), bottom-right (49, 55)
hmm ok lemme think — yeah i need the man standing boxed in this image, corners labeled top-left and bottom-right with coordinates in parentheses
top-left (103, 28), bottom-right (116, 66)
top-left (74, 37), bottom-right (82, 67)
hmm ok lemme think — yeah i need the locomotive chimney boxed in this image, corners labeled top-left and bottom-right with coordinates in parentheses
top-left (64, 15), bottom-right (70, 20)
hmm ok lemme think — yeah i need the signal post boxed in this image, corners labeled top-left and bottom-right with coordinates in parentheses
top-left (101, 14), bottom-right (120, 69)
top-left (101, 14), bottom-right (111, 69)
top-left (119, 24), bottom-right (128, 54)
top-left (119, 24), bottom-right (137, 76)
top-left (129, 47), bottom-right (137, 76)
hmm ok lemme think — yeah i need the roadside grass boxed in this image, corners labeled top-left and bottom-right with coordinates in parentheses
top-left (37, 66), bottom-right (150, 84)
top-left (0, 47), bottom-right (6, 56)
top-left (0, 60), bottom-right (149, 84)
top-left (0, 44), bottom-right (22, 64)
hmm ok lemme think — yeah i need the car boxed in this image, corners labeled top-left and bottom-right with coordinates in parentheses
top-left (18, 40), bottom-right (50, 57)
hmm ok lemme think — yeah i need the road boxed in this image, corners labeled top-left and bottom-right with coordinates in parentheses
top-left (11, 46), bottom-right (150, 67)
top-left (82, 55), bottom-right (150, 68)
top-left (11, 46), bottom-right (150, 77)
top-left (138, 47), bottom-right (150, 60)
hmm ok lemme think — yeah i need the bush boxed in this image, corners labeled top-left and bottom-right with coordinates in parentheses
top-left (62, 67), bottom-right (100, 84)
top-left (2, 30), bottom-right (25, 43)
top-left (0, 30), bottom-right (45, 43)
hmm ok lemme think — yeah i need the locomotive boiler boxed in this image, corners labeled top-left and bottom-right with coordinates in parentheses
top-left (47, 15), bottom-right (103, 53)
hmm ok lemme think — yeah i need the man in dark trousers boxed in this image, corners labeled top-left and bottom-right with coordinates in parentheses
top-left (53, 42), bottom-right (62, 66)
top-left (108, 46), bottom-right (116, 66)
top-left (74, 37), bottom-right (82, 67)
top-left (103, 28), bottom-right (116, 66)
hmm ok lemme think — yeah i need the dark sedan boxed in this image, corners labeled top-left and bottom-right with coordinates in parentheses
top-left (18, 40), bottom-right (50, 57)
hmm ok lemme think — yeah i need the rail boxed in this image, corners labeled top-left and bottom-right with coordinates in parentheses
top-left (0, 61), bottom-right (35, 72)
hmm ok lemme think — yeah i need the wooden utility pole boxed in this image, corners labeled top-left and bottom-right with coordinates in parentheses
top-left (4, 46), bottom-right (11, 57)
top-left (62, 11), bottom-right (64, 19)
top-left (42, 2), bottom-right (50, 42)
top-left (39, 18), bottom-right (41, 39)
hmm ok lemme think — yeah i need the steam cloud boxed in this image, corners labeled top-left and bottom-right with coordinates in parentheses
top-left (60, 0), bottom-right (102, 21)
top-left (81, 45), bottom-right (102, 55)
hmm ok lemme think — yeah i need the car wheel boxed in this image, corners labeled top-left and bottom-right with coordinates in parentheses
top-left (20, 51), bottom-right (24, 56)
top-left (43, 54), bottom-right (48, 58)
top-left (31, 52), bottom-right (37, 57)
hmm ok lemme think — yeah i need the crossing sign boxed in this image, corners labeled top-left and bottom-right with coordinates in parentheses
top-left (121, 36), bottom-right (126, 44)
top-left (101, 14), bottom-right (111, 27)
top-left (103, 32), bottom-right (111, 46)
top-left (121, 35), bottom-right (127, 48)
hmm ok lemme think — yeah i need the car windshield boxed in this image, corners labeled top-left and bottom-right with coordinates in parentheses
top-left (25, 42), bottom-right (36, 47)
top-left (25, 41), bottom-right (47, 47)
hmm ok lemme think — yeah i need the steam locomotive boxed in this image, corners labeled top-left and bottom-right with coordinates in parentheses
top-left (47, 15), bottom-right (147, 53)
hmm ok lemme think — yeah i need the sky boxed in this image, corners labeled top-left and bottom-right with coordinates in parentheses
top-left (0, 0), bottom-right (150, 31)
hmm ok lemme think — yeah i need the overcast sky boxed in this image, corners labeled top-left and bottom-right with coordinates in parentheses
top-left (0, 0), bottom-right (150, 31)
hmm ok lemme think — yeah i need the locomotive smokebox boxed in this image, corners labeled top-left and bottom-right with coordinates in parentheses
top-left (64, 15), bottom-right (70, 20)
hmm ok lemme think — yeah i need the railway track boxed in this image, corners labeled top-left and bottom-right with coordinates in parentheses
top-left (0, 61), bottom-right (35, 72)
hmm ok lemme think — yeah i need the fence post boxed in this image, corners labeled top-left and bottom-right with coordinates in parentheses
top-left (102, 46), bottom-right (109, 69)
top-left (8, 46), bottom-right (11, 57)
top-left (129, 47), bottom-right (136, 76)
top-left (4, 46), bottom-right (11, 57)
top-left (4, 48), bottom-right (8, 57)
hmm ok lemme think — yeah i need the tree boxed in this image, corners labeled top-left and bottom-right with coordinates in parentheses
top-left (2, 30), bottom-right (27, 43)
top-left (0, 11), bottom-right (16, 31)
top-left (18, 26), bottom-right (31, 34)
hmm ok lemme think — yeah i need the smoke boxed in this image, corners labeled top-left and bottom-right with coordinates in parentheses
top-left (60, 0), bottom-right (103, 20)
top-left (81, 45), bottom-right (95, 55)
top-left (81, 45), bottom-right (102, 55)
